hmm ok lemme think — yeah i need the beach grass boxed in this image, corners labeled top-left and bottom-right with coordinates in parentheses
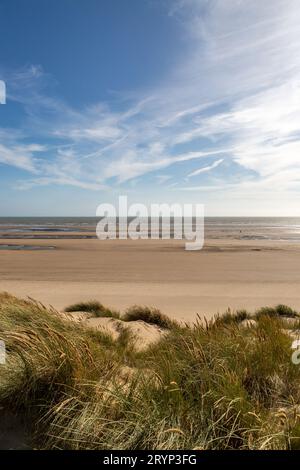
top-left (255, 304), bottom-right (299, 319)
top-left (65, 300), bottom-right (120, 319)
top-left (122, 305), bottom-right (179, 329)
top-left (214, 308), bottom-right (250, 326)
top-left (1, 293), bottom-right (300, 449)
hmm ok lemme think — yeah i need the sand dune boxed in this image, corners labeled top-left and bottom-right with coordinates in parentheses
top-left (63, 311), bottom-right (166, 351)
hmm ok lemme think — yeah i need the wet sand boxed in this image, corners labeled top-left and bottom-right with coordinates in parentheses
top-left (0, 238), bottom-right (300, 321)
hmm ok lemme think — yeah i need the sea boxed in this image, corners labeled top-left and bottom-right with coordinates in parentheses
top-left (0, 217), bottom-right (300, 241)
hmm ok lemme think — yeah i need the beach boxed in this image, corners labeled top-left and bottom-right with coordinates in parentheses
top-left (1, 232), bottom-right (300, 320)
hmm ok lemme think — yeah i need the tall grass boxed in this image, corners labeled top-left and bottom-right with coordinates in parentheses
top-left (1, 293), bottom-right (300, 449)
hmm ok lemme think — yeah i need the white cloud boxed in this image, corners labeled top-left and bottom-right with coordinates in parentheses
top-left (187, 158), bottom-right (223, 178)
top-left (0, 143), bottom-right (37, 172)
top-left (17, 176), bottom-right (106, 191)
top-left (155, 174), bottom-right (172, 184)
top-left (0, 129), bottom-right (44, 172)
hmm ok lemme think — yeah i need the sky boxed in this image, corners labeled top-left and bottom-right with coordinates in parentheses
top-left (0, 0), bottom-right (300, 216)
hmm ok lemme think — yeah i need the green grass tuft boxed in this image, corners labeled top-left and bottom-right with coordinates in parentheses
top-left (65, 300), bottom-right (120, 318)
top-left (255, 304), bottom-right (299, 319)
top-left (214, 308), bottom-right (250, 326)
top-left (122, 305), bottom-right (179, 329)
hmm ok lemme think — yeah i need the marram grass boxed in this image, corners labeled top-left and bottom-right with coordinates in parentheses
top-left (1, 292), bottom-right (300, 449)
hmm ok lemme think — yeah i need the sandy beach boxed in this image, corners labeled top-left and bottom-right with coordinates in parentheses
top-left (1, 237), bottom-right (300, 321)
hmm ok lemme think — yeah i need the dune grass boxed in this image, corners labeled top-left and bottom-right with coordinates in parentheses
top-left (123, 305), bottom-right (179, 329)
top-left (65, 300), bottom-right (120, 319)
top-left (254, 304), bottom-right (299, 319)
top-left (65, 301), bottom-right (179, 328)
top-left (214, 308), bottom-right (250, 326)
top-left (214, 304), bottom-right (300, 327)
top-left (1, 293), bottom-right (300, 449)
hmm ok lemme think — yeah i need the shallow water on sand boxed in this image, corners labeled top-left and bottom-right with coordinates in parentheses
top-left (0, 244), bottom-right (55, 250)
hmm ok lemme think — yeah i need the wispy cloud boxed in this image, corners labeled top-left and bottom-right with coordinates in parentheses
top-left (0, 129), bottom-right (43, 172)
top-left (187, 158), bottom-right (223, 178)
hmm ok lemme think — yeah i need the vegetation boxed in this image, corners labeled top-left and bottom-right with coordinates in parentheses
top-left (214, 304), bottom-right (300, 326)
top-left (255, 304), bottom-right (299, 319)
top-left (214, 308), bottom-right (250, 326)
top-left (65, 301), bottom-right (179, 328)
top-left (123, 305), bottom-right (179, 329)
top-left (65, 300), bottom-right (120, 318)
top-left (1, 293), bottom-right (300, 450)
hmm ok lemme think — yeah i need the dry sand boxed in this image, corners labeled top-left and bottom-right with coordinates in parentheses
top-left (1, 237), bottom-right (300, 321)
top-left (63, 311), bottom-right (166, 351)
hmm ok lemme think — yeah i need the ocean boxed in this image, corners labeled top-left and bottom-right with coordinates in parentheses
top-left (0, 217), bottom-right (300, 241)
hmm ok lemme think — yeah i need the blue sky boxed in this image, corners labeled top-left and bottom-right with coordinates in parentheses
top-left (1, 0), bottom-right (300, 216)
